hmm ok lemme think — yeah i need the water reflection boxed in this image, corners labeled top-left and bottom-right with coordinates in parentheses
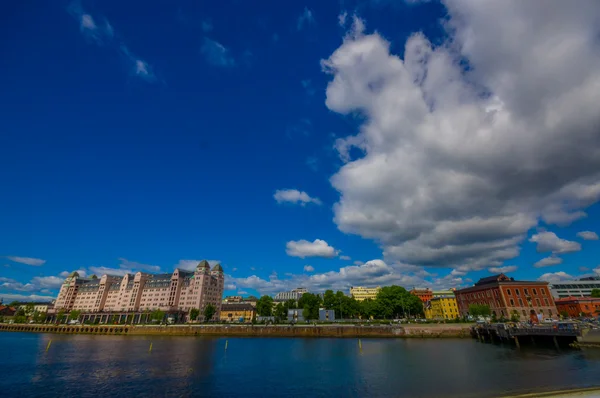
top-left (1, 333), bottom-right (599, 398)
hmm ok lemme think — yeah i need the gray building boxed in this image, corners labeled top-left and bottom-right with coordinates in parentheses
top-left (287, 309), bottom-right (304, 322)
top-left (319, 309), bottom-right (335, 321)
top-left (550, 277), bottom-right (600, 298)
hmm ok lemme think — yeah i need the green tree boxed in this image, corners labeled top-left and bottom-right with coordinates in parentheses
top-left (468, 304), bottom-right (491, 318)
top-left (285, 299), bottom-right (297, 309)
top-left (591, 289), bottom-right (600, 298)
top-left (510, 310), bottom-right (520, 322)
top-left (256, 295), bottom-right (274, 317)
top-left (151, 310), bottom-right (165, 323)
top-left (8, 301), bottom-right (19, 307)
top-left (323, 290), bottom-right (336, 310)
top-left (298, 293), bottom-right (321, 321)
top-left (25, 303), bottom-right (35, 316)
top-left (15, 308), bottom-right (26, 317)
top-left (203, 304), bottom-right (216, 322)
top-left (189, 308), bottom-right (200, 322)
top-left (14, 315), bottom-right (27, 324)
top-left (274, 302), bottom-right (287, 320)
top-left (69, 310), bottom-right (81, 321)
top-left (359, 299), bottom-right (376, 319)
top-left (56, 309), bottom-right (66, 323)
top-left (375, 286), bottom-right (423, 319)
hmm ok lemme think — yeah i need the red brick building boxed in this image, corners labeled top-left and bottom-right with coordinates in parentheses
top-left (410, 288), bottom-right (433, 303)
top-left (455, 274), bottom-right (557, 321)
top-left (555, 297), bottom-right (600, 318)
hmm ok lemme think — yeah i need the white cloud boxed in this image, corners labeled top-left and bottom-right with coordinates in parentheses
top-left (354, 260), bottom-right (364, 266)
top-left (340, 255), bottom-right (352, 261)
top-left (286, 239), bottom-right (339, 258)
top-left (229, 259), bottom-right (463, 295)
top-left (88, 266), bottom-right (133, 277)
top-left (533, 256), bottom-right (563, 268)
top-left (174, 259), bottom-right (221, 271)
top-left (0, 293), bottom-right (56, 302)
top-left (529, 232), bottom-right (581, 254)
top-left (304, 265), bottom-right (315, 272)
top-left (577, 231), bottom-right (599, 240)
top-left (274, 189), bottom-right (322, 206)
top-left (297, 7), bottom-right (316, 31)
top-left (59, 269), bottom-right (87, 278)
top-left (488, 265), bottom-right (517, 274)
top-left (323, 4), bottom-right (600, 270)
top-left (201, 38), bottom-right (235, 67)
top-left (538, 271), bottom-right (574, 283)
top-left (68, 2), bottom-right (155, 82)
top-left (6, 256), bottom-right (46, 266)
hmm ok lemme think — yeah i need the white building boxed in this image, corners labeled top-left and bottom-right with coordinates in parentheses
top-left (549, 277), bottom-right (600, 298)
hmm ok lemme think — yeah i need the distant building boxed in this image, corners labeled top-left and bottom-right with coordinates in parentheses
top-left (350, 286), bottom-right (380, 301)
top-left (555, 297), bottom-right (600, 318)
top-left (287, 309), bottom-right (304, 322)
top-left (223, 296), bottom-right (243, 303)
top-left (274, 288), bottom-right (307, 302)
top-left (427, 295), bottom-right (459, 320)
top-left (319, 309), bottom-right (335, 321)
top-left (220, 303), bottom-right (256, 323)
top-left (14, 302), bottom-right (52, 315)
top-left (53, 260), bottom-right (224, 323)
top-left (244, 296), bottom-right (258, 307)
top-left (432, 289), bottom-right (456, 298)
top-left (0, 305), bottom-right (16, 317)
top-left (410, 288), bottom-right (433, 303)
top-left (549, 277), bottom-right (600, 299)
top-left (454, 273), bottom-right (557, 321)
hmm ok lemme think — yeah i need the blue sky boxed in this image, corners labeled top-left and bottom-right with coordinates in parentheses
top-left (1, 0), bottom-right (600, 302)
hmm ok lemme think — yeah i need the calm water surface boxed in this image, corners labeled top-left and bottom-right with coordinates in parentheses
top-left (1, 332), bottom-right (600, 397)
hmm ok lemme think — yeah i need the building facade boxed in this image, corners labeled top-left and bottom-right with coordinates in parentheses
top-left (426, 295), bottom-right (459, 320)
top-left (220, 303), bottom-right (256, 323)
top-left (410, 288), bottom-right (433, 303)
top-left (350, 286), bottom-right (381, 301)
top-left (53, 260), bottom-right (224, 321)
top-left (555, 297), bottom-right (600, 318)
top-left (455, 274), bottom-right (557, 321)
top-left (274, 288), bottom-right (306, 302)
top-left (549, 277), bottom-right (600, 298)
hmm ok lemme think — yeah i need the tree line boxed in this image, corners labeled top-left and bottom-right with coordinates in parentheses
top-left (255, 286), bottom-right (425, 321)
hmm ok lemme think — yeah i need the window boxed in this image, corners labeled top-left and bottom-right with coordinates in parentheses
top-left (536, 298), bottom-right (541, 306)
top-left (524, 288), bottom-right (529, 295)
top-left (506, 289), bottom-right (512, 296)
top-left (510, 298), bottom-right (515, 306)
top-left (544, 298), bottom-right (549, 306)
top-left (515, 289), bottom-right (521, 296)
top-left (533, 288), bottom-right (537, 295)
top-left (518, 298), bottom-right (524, 306)
top-left (541, 288), bottom-right (547, 296)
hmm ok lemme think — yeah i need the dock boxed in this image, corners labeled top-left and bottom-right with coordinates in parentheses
top-left (471, 322), bottom-right (588, 349)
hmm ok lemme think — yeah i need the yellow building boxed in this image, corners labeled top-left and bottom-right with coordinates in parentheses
top-left (429, 295), bottom-right (459, 320)
top-left (219, 303), bottom-right (256, 323)
top-left (350, 286), bottom-right (381, 301)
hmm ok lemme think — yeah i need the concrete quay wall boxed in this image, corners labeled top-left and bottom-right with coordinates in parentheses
top-left (0, 323), bottom-right (472, 338)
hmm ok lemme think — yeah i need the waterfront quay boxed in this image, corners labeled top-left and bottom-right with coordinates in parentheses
top-left (471, 322), bottom-right (600, 349)
top-left (0, 322), bottom-right (472, 338)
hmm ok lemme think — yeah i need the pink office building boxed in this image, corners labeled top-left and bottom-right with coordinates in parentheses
top-left (54, 260), bottom-right (224, 321)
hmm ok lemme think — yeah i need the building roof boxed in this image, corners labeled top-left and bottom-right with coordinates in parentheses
top-left (196, 260), bottom-right (210, 270)
top-left (212, 263), bottom-right (223, 272)
top-left (555, 296), bottom-right (600, 303)
top-left (221, 303), bottom-right (255, 312)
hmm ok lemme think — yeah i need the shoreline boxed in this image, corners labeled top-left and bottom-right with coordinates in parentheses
top-left (0, 323), bottom-right (473, 338)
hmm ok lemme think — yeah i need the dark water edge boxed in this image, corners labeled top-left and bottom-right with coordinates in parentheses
top-left (1, 333), bottom-right (599, 398)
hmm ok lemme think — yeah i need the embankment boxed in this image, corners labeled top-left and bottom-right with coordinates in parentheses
top-left (0, 323), bottom-right (472, 338)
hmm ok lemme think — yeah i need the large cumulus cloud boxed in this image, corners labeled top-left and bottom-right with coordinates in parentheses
top-left (323, 2), bottom-right (600, 271)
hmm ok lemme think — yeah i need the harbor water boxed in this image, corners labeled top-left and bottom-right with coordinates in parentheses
top-left (1, 332), bottom-right (600, 397)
